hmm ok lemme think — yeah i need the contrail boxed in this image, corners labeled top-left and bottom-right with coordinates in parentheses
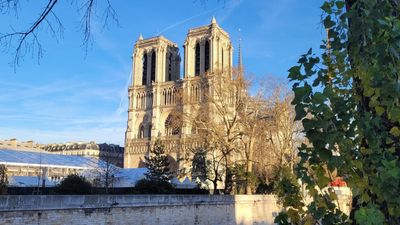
top-left (156, 6), bottom-right (222, 36)
top-left (117, 70), bottom-right (132, 115)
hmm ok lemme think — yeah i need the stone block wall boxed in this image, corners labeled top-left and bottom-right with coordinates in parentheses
top-left (0, 195), bottom-right (281, 225)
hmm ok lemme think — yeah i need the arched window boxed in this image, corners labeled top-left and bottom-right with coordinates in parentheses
top-left (146, 92), bottom-right (150, 108)
top-left (166, 53), bottom-right (172, 81)
top-left (149, 92), bottom-right (153, 107)
top-left (195, 86), bottom-right (199, 102)
top-left (148, 124), bottom-right (152, 138)
top-left (165, 114), bottom-right (181, 136)
top-left (151, 51), bottom-right (156, 83)
top-left (142, 53), bottom-right (147, 85)
top-left (168, 89), bottom-right (172, 104)
top-left (139, 125), bottom-right (145, 138)
top-left (221, 48), bottom-right (224, 72)
top-left (141, 93), bottom-right (145, 109)
top-left (163, 90), bottom-right (167, 105)
top-left (205, 40), bottom-right (210, 72)
top-left (195, 43), bottom-right (200, 76)
top-left (165, 115), bottom-right (172, 136)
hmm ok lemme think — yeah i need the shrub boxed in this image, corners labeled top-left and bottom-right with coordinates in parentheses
top-left (133, 178), bottom-right (174, 194)
top-left (55, 174), bottom-right (92, 194)
top-left (256, 181), bottom-right (274, 194)
top-left (273, 166), bottom-right (303, 207)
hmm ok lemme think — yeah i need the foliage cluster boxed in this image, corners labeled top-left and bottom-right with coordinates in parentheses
top-left (55, 174), bottom-right (93, 195)
top-left (132, 178), bottom-right (175, 194)
top-left (135, 139), bottom-right (176, 194)
top-left (230, 164), bottom-right (259, 194)
top-left (276, 0), bottom-right (400, 224)
top-left (144, 139), bottom-right (173, 183)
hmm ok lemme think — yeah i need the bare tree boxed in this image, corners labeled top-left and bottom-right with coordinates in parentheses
top-left (252, 80), bottom-right (303, 186)
top-left (92, 153), bottom-right (119, 193)
top-left (181, 139), bottom-right (226, 194)
top-left (181, 68), bottom-right (302, 195)
top-left (236, 91), bottom-right (270, 194)
top-left (0, 0), bottom-right (119, 70)
top-left (182, 68), bottom-right (248, 194)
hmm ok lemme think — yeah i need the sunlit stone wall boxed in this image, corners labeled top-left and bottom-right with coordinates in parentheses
top-left (0, 195), bottom-right (280, 225)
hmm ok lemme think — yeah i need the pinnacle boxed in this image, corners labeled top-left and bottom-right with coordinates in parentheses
top-left (211, 16), bottom-right (217, 25)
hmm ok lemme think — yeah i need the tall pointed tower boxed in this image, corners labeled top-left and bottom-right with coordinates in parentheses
top-left (125, 35), bottom-right (181, 168)
top-left (183, 17), bottom-right (233, 77)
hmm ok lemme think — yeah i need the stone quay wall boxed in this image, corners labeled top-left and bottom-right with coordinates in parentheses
top-left (0, 195), bottom-right (281, 225)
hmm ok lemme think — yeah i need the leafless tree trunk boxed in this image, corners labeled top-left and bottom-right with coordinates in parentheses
top-left (93, 153), bottom-right (119, 193)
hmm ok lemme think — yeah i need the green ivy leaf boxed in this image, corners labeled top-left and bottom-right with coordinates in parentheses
top-left (375, 106), bottom-right (385, 116)
top-left (355, 207), bottom-right (385, 225)
top-left (313, 92), bottom-right (326, 104)
top-left (288, 65), bottom-right (301, 80)
top-left (324, 16), bottom-right (335, 28)
top-left (280, 1), bottom-right (400, 224)
top-left (321, 2), bottom-right (332, 14)
top-left (335, 1), bottom-right (345, 9)
top-left (389, 127), bottom-right (400, 137)
top-left (388, 107), bottom-right (400, 122)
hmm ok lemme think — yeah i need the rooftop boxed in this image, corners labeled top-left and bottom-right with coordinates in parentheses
top-left (0, 149), bottom-right (101, 169)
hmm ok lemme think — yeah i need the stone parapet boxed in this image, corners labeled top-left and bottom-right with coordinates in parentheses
top-left (0, 195), bottom-right (280, 225)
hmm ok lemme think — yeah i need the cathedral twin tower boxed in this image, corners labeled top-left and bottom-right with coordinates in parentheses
top-left (124, 18), bottom-right (233, 168)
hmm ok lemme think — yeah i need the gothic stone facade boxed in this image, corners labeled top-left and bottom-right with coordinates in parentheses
top-left (124, 18), bottom-right (233, 169)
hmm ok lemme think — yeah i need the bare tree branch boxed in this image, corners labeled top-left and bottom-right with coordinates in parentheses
top-left (0, 0), bottom-right (19, 15)
top-left (101, 0), bottom-right (120, 31)
top-left (0, 0), bottom-right (58, 70)
top-left (0, 0), bottom-right (119, 70)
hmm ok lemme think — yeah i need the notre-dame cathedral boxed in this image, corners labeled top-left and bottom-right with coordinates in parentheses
top-left (124, 18), bottom-right (234, 169)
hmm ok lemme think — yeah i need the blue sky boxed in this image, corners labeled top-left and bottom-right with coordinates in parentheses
top-left (0, 0), bottom-right (324, 145)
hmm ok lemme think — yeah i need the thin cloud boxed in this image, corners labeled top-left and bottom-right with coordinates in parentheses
top-left (156, 0), bottom-right (244, 36)
top-left (0, 126), bottom-right (126, 145)
top-left (156, 6), bottom-right (220, 36)
top-left (215, 0), bottom-right (243, 24)
top-left (116, 70), bottom-right (131, 116)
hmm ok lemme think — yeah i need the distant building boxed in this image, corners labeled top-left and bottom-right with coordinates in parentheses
top-left (0, 139), bottom-right (124, 167)
top-left (0, 148), bottom-right (130, 188)
top-left (43, 142), bottom-right (124, 167)
top-left (0, 139), bottom-right (45, 152)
